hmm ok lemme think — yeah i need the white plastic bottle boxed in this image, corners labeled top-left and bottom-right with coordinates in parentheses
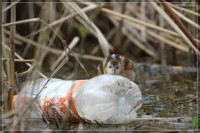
top-left (13, 75), bottom-right (142, 124)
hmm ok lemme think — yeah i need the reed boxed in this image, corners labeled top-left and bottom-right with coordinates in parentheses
top-left (6, 0), bottom-right (16, 111)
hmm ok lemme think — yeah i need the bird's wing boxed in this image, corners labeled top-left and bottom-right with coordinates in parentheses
top-left (124, 57), bottom-right (134, 70)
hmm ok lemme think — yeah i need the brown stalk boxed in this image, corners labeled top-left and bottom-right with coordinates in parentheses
top-left (0, 0), bottom-right (2, 104)
top-left (2, 42), bottom-right (47, 78)
top-left (114, 3), bottom-right (126, 51)
top-left (159, 0), bottom-right (199, 50)
top-left (6, 0), bottom-right (17, 111)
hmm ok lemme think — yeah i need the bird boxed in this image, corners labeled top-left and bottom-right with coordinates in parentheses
top-left (97, 54), bottom-right (136, 81)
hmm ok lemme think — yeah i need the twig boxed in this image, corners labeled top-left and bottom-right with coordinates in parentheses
top-left (61, 40), bottom-right (89, 78)
top-left (50, 36), bottom-right (79, 71)
top-left (133, 123), bottom-right (143, 129)
top-left (14, 59), bottom-right (37, 77)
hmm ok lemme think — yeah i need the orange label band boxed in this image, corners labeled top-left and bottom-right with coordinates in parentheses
top-left (12, 80), bottom-right (86, 123)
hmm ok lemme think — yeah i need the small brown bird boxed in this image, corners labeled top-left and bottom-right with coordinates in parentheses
top-left (97, 54), bottom-right (135, 81)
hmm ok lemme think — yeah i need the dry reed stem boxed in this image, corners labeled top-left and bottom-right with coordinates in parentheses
top-left (62, 40), bottom-right (89, 78)
top-left (2, 43), bottom-right (47, 78)
top-left (159, 15), bottom-right (167, 65)
top-left (28, 4), bottom-right (97, 37)
top-left (90, 46), bottom-right (100, 55)
top-left (106, 27), bottom-right (118, 41)
top-left (50, 37), bottom-right (80, 71)
top-left (123, 29), bottom-right (158, 58)
top-left (4, 29), bottom-right (103, 63)
top-left (66, 2), bottom-right (110, 57)
top-left (2, 58), bottom-right (37, 77)
top-left (152, 1), bottom-right (199, 54)
top-left (0, 0), bottom-right (2, 109)
top-left (38, 17), bottom-right (90, 77)
top-left (122, 19), bottom-right (189, 53)
top-left (35, 4), bottom-right (50, 68)
top-left (2, 0), bottom-right (20, 13)
top-left (159, 0), bottom-right (199, 51)
top-left (69, 53), bottom-right (104, 61)
top-left (21, 3), bottom-right (40, 57)
top-left (171, 7), bottom-right (199, 29)
top-left (168, 2), bottom-right (200, 17)
top-left (3, 29), bottom-right (61, 55)
top-left (81, 2), bottom-right (180, 37)
top-left (147, 30), bottom-right (189, 52)
top-left (126, 3), bottom-right (148, 23)
top-left (108, 16), bottom-right (158, 58)
top-left (38, 3), bottom-right (66, 68)
top-left (140, 2), bottom-right (147, 43)
top-left (113, 3), bottom-right (126, 49)
top-left (6, 0), bottom-right (16, 111)
top-left (2, 18), bottom-right (40, 27)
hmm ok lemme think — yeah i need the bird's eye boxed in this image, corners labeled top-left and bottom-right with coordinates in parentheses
top-left (116, 66), bottom-right (119, 69)
top-left (109, 66), bottom-right (112, 68)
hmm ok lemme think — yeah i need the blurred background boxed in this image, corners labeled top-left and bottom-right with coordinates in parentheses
top-left (2, 0), bottom-right (199, 80)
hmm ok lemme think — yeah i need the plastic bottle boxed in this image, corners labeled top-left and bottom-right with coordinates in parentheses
top-left (13, 75), bottom-right (142, 124)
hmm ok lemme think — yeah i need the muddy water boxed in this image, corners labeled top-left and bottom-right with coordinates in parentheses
top-left (138, 73), bottom-right (198, 117)
top-left (136, 72), bottom-right (198, 131)
top-left (5, 72), bottom-right (198, 131)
